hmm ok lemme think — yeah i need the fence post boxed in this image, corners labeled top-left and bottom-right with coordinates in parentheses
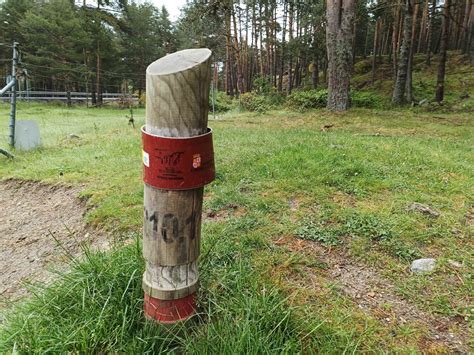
top-left (141, 49), bottom-right (213, 323)
top-left (9, 41), bottom-right (18, 148)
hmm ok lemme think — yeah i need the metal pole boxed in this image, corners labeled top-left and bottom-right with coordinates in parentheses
top-left (9, 42), bottom-right (18, 148)
top-left (212, 74), bottom-right (216, 120)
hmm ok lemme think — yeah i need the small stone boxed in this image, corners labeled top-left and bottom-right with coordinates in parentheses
top-left (367, 292), bottom-right (376, 298)
top-left (411, 258), bottom-right (436, 273)
top-left (407, 202), bottom-right (440, 217)
top-left (288, 198), bottom-right (299, 211)
top-left (447, 259), bottom-right (462, 268)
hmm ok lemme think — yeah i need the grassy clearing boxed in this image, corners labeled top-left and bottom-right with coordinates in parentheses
top-left (0, 101), bottom-right (473, 352)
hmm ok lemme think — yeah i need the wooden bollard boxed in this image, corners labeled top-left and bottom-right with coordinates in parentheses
top-left (141, 49), bottom-right (214, 323)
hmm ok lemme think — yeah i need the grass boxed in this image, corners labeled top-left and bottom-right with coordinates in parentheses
top-left (0, 92), bottom-right (473, 352)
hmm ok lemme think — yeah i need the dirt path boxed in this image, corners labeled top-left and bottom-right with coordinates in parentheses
top-left (275, 236), bottom-right (471, 353)
top-left (0, 179), bottom-right (107, 304)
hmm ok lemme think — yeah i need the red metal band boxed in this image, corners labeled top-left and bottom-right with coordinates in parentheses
top-left (144, 292), bottom-right (196, 323)
top-left (142, 126), bottom-right (215, 190)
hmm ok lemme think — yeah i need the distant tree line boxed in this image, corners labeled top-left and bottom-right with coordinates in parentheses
top-left (0, 0), bottom-right (175, 104)
top-left (0, 0), bottom-right (472, 109)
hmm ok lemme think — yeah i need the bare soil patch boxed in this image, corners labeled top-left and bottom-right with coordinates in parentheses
top-left (0, 179), bottom-right (107, 304)
top-left (274, 236), bottom-right (471, 353)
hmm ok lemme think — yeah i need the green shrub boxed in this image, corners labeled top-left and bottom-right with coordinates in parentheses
top-left (209, 91), bottom-right (235, 112)
top-left (351, 91), bottom-right (386, 109)
top-left (252, 76), bottom-right (273, 95)
top-left (238, 92), bottom-right (271, 113)
top-left (286, 89), bottom-right (386, 111)
top-left (240, 76), bottom-right (285, 112)
top-left (353, 59), bottom-right (372, 75)
top-left (210, 89), bottom-right (282, 114)
top-left (211, 89), bottom-right (386, 113)
top-left (266, 91), bottom-right (286, 106)
top-left (286, 89), bottom-right (328, 111)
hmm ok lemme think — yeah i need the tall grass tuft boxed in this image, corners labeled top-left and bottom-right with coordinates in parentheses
top-left (0, 230), bottom-right (355, 353)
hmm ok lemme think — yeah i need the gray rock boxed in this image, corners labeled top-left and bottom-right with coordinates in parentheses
top-left (407, 202), bottom-right (440, 217)
top-left (15, 120), bottom-right (41, 150)
top-left (411, 258), bottom-right (436, 273)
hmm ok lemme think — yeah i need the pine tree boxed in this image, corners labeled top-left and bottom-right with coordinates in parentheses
top-left (20, 0), bottom-right (90, 91)
top-left (392, 0), bottom-right (414, 105)
top-left (326, 0), bottom-right (356, 111)
top-left (435, 0), bottom-right (451, 102)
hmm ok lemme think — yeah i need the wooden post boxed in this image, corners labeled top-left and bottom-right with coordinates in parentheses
top-left (142, 48), bottom-right (212, 323)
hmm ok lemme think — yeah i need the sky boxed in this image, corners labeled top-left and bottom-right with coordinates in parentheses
top-left (144, 0), bottom-right (187, 21)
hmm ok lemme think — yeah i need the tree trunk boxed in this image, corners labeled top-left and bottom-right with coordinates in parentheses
top-left (378, 21), bottom-right (384, 63)
top-left (252, 3), bottom-right (258, 91)
top-left (312, 58), bottom-right (319, 89)
top-left (461, 0), bottom-right (473, 53)
top-left (96, 41), bottom-right (102, 105)
top-left (418, 0), bottom-right (430, 53)
top-left (364, 25), bottom-right (369, 58)
top-left (382, 23), bottom-right (391, 57)
top-left (426, 0), bottom-right (437, 65)
top-left (326, 0), bottom-right (356, 111)
top-left (264, 2), bottom-right (270, 77)
top-left (372, 19), bottom-right (380, 84)
top-left (352, 16), bottom-right (357, 64)
top-left (392, 3), bottom-right (401, 76)
top-left (406, 2), bottom-right (419, 103)
top-left (454, 2), bottom-right (464, 50)
top-left (287, 2), bottom-right (294, 94)
top-left (323, 55), bottom-right (328, 85)
top-left (225, 10), bottom-right (234, 96)
top-left (259, 5), bottom-right (264, 77)
top-left (392, 0), bottom-right (414, 105)
top-left (232, 5), bottom-right (244, 94)
top-left (278, 2), bottom-right (287, 92)
top-left (468, 4), bottom-right (474, 64)
top-left (273, 4), bottom-right (278, 87)
top-left (435, 0), bottom-right (450, 102)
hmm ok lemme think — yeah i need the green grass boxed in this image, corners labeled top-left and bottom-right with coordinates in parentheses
top-left (0, 100), bottom-right (473, 352)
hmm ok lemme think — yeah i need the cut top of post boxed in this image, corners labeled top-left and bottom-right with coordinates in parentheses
top-left (147, 49), bottom-right (212, 76)
top-left (146, 48), bottom-right (212, 137)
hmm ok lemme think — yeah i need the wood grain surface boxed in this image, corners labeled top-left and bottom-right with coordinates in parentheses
top-left (143, 48), bottom-right (211, 299)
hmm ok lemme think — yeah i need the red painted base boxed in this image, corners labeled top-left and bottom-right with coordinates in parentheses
top-left (144, 292), bottom-right (196, 324)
